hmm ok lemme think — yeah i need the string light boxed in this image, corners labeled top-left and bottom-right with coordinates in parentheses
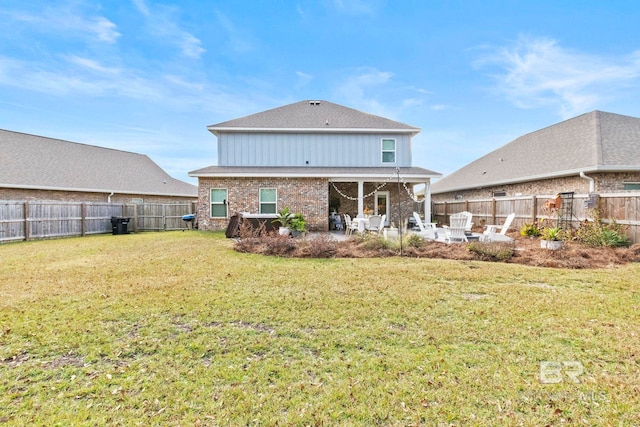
top-left (330, 170), bottom-right (423, 203)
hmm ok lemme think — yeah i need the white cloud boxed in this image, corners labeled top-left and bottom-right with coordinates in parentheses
top-left (2, 4), bottom-right (120, 44)
top-left (134, 3), bottom-right (206, 59)
top-left (476, 35), bottom-right (640, 118)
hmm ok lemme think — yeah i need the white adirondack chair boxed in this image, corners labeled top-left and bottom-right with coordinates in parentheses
top-left (444, 213), bottom-right (469, 243)
top-left (412, 212), bottom-right (437, 240)
top-left (480, 213), bottom-right (516, 242)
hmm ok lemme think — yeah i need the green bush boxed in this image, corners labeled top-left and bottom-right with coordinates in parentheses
top-left (520, 222), bottom-right (541, 237)
top-left (575, 209), bottom-right (630, 247)
top-left (406, 233), bottom-right (427, 248)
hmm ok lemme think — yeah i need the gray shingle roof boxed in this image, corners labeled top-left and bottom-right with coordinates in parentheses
top-left (208, 100), bottom-right (420, 133)
top-left (0, 129), bottom-right (197, 197)
top-left (432, 111), bottom-right (640, 194)
top-left (189, 166), bottom-right (440, 181)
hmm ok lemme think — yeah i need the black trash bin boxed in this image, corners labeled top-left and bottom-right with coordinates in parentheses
top-left (111, 216), bottom-right (130, 235)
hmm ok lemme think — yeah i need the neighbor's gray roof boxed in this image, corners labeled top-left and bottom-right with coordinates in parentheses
top-left (0, 129), bottom-right (197, 197)
top-left (432, 111), bottom-right (640, 194)
top-left (189, 166), bottom-right (440, 182)
top-left (208, 100), bottom-right (420, 134)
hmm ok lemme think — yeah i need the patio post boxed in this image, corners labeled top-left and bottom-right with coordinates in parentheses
top-left (423, 180), bottom-right (432, 222)
top-left (357, 181), bottom-right (364, 217)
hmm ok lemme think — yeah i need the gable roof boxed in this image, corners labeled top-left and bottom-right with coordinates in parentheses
top-left (0, 129), bottom-right (197, 197)
top-left (208, 100), bottom-right (420, 135)
top-left (432, 110), bottom-right (640, 194)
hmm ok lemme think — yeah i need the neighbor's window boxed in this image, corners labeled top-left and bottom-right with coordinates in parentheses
top-left (492, 191), bottom-right (507, 197)
top-left (382, 139), bottom-right (396, 163)
top-left (623, 182), bottom-right (640, 190)
top-left (210, 188), bottom-right (228, 218)
top-left (259, 188), bottom-right (277, 214)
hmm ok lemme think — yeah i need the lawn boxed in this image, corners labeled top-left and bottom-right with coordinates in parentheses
top-left (0, 231), bottom-right (638, 426)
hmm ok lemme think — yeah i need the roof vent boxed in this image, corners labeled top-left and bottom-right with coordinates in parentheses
top-left (309, 101), bottom-right (321, 106)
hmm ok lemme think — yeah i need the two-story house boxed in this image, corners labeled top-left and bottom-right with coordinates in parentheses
top-left (189, 100), bottom-right (441, 231)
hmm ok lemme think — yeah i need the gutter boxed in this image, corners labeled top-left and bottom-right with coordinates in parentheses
top-left (579, 172), bottom-right (595, 192)
top-left (108, 192), bottom-right (115, 203)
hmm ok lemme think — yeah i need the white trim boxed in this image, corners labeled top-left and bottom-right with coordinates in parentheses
top-left (191, 172), bottom-right (439, 181)
top-left (208, 126), bottom-right (420, 135)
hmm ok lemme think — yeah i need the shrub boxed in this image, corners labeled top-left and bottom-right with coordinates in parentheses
top-left (520, 222), bottom-right (541, 237)
top-left (406, 233), bottom-right (427, 248)
top-left (295, 234), bottom-right (337, 258)
top-left (575, 209), bottom-right (630, 247)
top-left (467, 241), bottom-right (515, 262)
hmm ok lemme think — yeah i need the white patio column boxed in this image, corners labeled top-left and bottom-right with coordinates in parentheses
top-left (423, 180), bottom-right (432, 222)
top-left (357, 181), bottom-right (364, 217)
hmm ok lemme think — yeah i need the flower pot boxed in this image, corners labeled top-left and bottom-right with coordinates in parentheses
top-left (278, 227), bottom-right (290, 236)
top-left (540, 239), bottom-right (563, 250)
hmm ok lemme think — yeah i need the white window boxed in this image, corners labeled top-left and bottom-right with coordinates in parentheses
top-left (210, 189), bottom-right (228, 218)
top-left (259, 188), bottom-right (277, 214)
top-left (382, 139), bottom-right (396, 163)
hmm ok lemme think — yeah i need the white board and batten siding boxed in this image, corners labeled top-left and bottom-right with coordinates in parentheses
top-left (217, 133), bottom-right (412, 167)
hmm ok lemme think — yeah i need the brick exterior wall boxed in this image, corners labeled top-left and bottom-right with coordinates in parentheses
top-left (0, 188), bottom-right (195, 204)
top-left (197, 178), bottom-right (418, 232)
top-left (432, 172), bottom-right (640, 202)
top-left (197, 177), bottom-right (330, 231)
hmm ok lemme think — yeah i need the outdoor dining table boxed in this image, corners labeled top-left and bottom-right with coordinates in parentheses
top-left (352, 217), bottom-right (369, 232)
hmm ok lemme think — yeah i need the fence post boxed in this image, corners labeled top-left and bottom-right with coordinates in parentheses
top-left (81, 203), bottom-right (87, 236)
top-left (531, 196), bottom-right (537, 224)
top-left (491, 198), bottom-right (497, 225)
top-left (23, 201), bottom-right (30, 241)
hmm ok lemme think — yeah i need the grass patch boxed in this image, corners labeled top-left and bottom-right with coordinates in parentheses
top-left (1, 231), bottom-right (639, 425)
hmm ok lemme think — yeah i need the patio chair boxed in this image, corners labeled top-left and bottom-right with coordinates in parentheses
top-left (366, 215), bottom-right (382, 233)
top-left (459, 211), bottom-right (473, 232)
top-left (412, 211), bottom-right (437, 240)
top-left (480, 213), bottom-right (516, 242)
top-left (343, 214), bottom-right (353, 236)
top-left (377, 214), bottom-right (386, 234)
top-left (444, 213), bottom-right (468, 243)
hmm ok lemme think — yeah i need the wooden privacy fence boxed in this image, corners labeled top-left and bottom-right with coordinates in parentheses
top-left (0, 201), bottom-right (196, 243)
top-left (433, 192), bottom-right (640, 244)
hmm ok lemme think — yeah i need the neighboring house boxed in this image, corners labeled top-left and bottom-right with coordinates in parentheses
top-left (0, 129), bottom-right (197, 204)
top-left (431, 111), bottom-right (640, 201)
top-left (189, 100), bottom-right (441, 231)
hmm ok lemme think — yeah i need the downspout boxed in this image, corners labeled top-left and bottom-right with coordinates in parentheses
top-left (579, 172), bottom-right (595, 193)
top-left (108, 192), bottom-right (114, 203)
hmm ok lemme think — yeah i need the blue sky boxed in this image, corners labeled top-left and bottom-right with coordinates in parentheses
top-left (3, 1), bottom-right (640, 184)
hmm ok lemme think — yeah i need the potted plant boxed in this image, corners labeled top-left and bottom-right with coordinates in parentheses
top-left (290, 213), bottom-right (307, 237)
top-left (272, 206), bottom-right (293, 236)
top-left (541, 226), bottom-right (564, 250)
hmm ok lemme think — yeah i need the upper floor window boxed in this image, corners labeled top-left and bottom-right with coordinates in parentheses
top-left (382, 139), bottom-right (396, 163)
top-left (210, 188), bottom-right (228, 218)
top-left (259, 188), bottom-right (277, 214)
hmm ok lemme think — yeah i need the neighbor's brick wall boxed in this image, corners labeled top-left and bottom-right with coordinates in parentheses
top-left (330, 182), bottom-right (415, 227)
top-left (432, 172), bottom-right (640, 202)
top-left (0, 188), bottom-right (195, 204)
top-left (197, 177), bottom-right (329, 231)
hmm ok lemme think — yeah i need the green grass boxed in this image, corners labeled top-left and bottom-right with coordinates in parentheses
top-left (1, 231), bottom-right (639, 426)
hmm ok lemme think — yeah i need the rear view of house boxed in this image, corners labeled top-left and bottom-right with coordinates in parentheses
top-left (189, 100), bottom-right (441, 231)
